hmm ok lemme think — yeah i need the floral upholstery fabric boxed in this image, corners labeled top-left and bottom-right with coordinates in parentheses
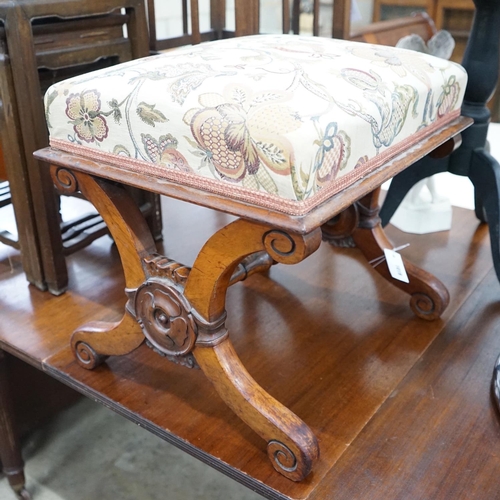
top-left (45, 35), bottom-right (467, 215)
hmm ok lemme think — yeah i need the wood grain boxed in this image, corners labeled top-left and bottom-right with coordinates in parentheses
top-left (1, 198), bottom-right (496, 498)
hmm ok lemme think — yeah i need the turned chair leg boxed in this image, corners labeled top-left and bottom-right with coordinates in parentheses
top-left (322, 187), bottom-right (450, 320)
top-left (0, 351), bottom-right (30, 500)
top-left (469, 149), bottom-right (500, 283)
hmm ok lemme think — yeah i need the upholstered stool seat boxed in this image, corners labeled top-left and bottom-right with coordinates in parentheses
top-left (36, 34), bottom-right (471, 483)
top-left (45, 35), bottom-right (466, 215)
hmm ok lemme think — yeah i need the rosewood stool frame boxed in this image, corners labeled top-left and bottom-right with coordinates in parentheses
top-left (32, 116), bottom-right (470, 482)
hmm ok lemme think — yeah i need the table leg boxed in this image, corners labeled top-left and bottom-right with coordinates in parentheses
top-left (0, 350), bottom-right (30, 500)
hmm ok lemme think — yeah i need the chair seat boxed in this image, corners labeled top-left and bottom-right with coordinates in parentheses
top-left (45, 34), bottom-right (467, 215)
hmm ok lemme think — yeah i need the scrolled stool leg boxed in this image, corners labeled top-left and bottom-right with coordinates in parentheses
top-left (70, 314), bottom-right (145, 370)
top-left (351, 188), bottom-right (450, 319)
top-left (194, 340), bottom-right (319, 481)
top-left (409, 292), bottom-right (444, 321)
top-left (185, 218), bottom-right (322, 480)
top-left (73, 341), bottom-right (109, 370)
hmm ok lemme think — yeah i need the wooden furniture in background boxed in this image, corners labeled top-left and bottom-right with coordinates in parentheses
top-left (0, 0), bottom-right (162, 295)
top-left (0, 353), bottom-right (80, 500)
top-left (372, 0), bottom-right (475, 63)
top-left (381, 0), bottom-right (500, 282)
top-left (147, 0), bottom-right (354, 47)
top-left (350, 11), bottom-right (436, 43)
top-left (0, 141), bottom-right (6, 180)
top-left (434, 0), bottom-right (475, 30)
top-left (372, 0), bottom-right (434, 22)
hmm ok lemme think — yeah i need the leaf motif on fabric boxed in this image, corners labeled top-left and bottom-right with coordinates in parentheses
top-left (252, 92), bottom-right (286, 105)
top-left (256, 142), bottom-right (286, 164)
top-left (225, 122), bottom-right (248, 151)
top-left (45, 89), bottom-right (58, 128)
top-left (242, 172), bottom-right (260, 191)
top-left (198, 93), bottom-right (226, 108)
top-left (256, 166), bottom-right (278, 195)
top-left (341, 68), bottom-right (380, 91)
top-left (136, 102), bottom-right (168, 127)
top-left (242, 140), bottom-right (260, 175)
top-left (230, 87), bottom-right (248, 105)
top-left (113, 145), bottom-right (131, 157)
top-left (299, 74), bottom-right (333, 103)
top-left (46, 89), bottom-right (58, 108)
top-left (217, 104), bottom-right (246, 124)
top-left (170, 73), bottom-right (207, 105)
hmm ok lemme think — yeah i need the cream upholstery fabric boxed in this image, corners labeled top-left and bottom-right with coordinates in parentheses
top-left (45, 35), bottom-right (467, 215)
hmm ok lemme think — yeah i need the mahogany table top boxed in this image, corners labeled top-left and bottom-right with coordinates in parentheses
top-left (1, 198), bottom-right (499, 499)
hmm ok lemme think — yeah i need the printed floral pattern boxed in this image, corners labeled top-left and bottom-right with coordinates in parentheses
top-left (66, 90), bottom-right (109, 143)
top-left (45, 35), bottom-right (467, 213)
top-left (184, 85), bottom-right (300, 184)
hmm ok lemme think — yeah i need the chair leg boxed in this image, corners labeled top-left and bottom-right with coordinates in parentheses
top-left (323, 188), bottom-right (450, 320)
top-left (0, 350), bottom-right (30, 500)
top-left (469, 149), bottom-right (500, 283)
top-left (379, 155), bottom-right (449, 227)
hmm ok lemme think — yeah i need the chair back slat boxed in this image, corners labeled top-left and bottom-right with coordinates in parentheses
top-left (312, 0), bottom-right (320, 37)
top-left (182, 0), bottom-right (189, 34)
top-left (291, 0), bottom-right (300, 34)
top-left (190, 0), bottom-right (201, 44)
top-left (332, 0), bottom-right (352, 39)
top-left (282, 0), bottom-right (291, 34)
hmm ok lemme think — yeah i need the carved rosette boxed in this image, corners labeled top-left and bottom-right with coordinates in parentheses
top-left (135, 280), bottom-right (197, 357)
top-left (50, 166), bottom-right (79, 195)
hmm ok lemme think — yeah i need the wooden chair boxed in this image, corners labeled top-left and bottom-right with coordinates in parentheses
top-left (380, 0), bottom-right (500, 284)
top-left (147, 0), bottom-right (353, 47)
top-left (434, 0), bottom-right (475, 30)
top-left (350, 11), bottom-right (436, 44)
top-left (372, 0), bottom-right (435, 22)
top-left (0, 0), bottom-right (162, 295)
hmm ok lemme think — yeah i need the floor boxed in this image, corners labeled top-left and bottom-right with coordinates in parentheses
top-left (0, 398), bottom-right (262, 500)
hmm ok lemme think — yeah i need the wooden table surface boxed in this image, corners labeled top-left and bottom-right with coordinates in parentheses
top-left (1, 197), bottom-right (499, 499)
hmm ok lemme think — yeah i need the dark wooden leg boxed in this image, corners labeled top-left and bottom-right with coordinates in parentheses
top-left (0, 350), bottom-right (30, 500)
top-left (469, 149), bottom-right (500, 282)
top-left (474, 188), bottom-right (487, 223)
top-left (0, 47), bottom-right (46, 291)
top-left (380, 155), bottom-right (450, 227)
top-left (323, 188), bottom-right (450, 320)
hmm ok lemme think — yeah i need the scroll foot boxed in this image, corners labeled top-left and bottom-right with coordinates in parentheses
top-left (71, 313), bottom-right (144, 370)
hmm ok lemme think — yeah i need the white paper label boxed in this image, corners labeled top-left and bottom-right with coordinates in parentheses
top-left (383, 249), bottom-right (409, 283)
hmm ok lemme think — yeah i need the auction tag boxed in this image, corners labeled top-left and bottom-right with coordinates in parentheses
top-left (383, 248), bottom-right (409, 283)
